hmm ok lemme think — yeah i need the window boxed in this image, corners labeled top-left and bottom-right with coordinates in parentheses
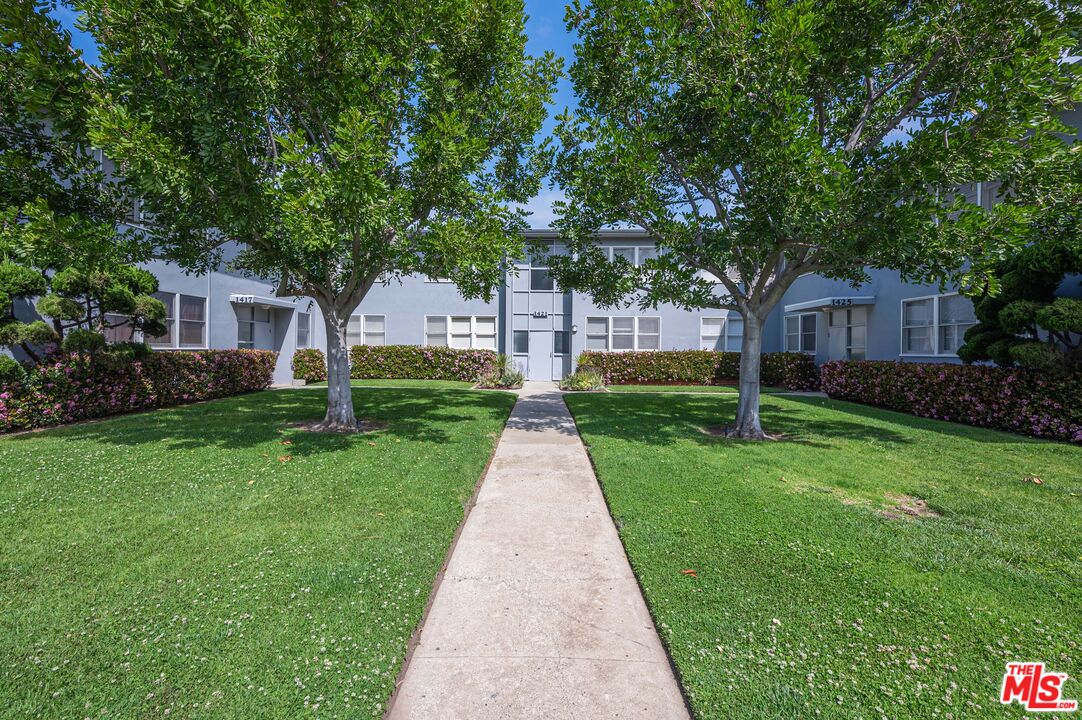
top-left (553, 330), bottom-right (570, 355)
top-left (530, 268), bottom-right (554, 291)
top-left (612, 317), bottom-right (634, 350)
top-left (473, 316), bottom-right (497, 350)
top-left (363, 315), bottom-right (385, 346)
top-left (237, 306), bottom-right (269, 350)
top-left (609, 246), bottom-right (659, 266)
top-left (425, 315), bottom-right (497, 349)
top-left (726, 317), bottom-right (743, 352)
top-left (103, 314), bottom-right (135, 343)
top-left (584, 316), bottom-right (661, 351)
top-left (785, 313), bottom-right (817, 353)
top-left (147, 291), bottom-right (175, 347)
top-left (346, 315), bottom-right (385, 346)
top-left (178, 295), bottom-right (206, 347)
top-left (585, 317), bottom-right (609, 350)
top-left (425, 316), bottom-right (448, 346)
top-left (296, 312), bottom-right (310, 349)
top-left (637, 317), bottom-right (660, 350)
top-left (902, 294), bottom-right (976, 356)
top-left (513, 330), bottom-right (529, 354)
top-left (831, 309), bottom-right (866, 360)
top-left (700, 317), bottom-right (725, 350)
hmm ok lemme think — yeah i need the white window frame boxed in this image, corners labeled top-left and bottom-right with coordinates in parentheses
top-left (296, 312), bottom-right (310, 349)
top-left (699, 315), bottom-right (743, 352)
top-left (700, 316), bottom-right (726, 351)
top-left (784, 312), bottom-right (818, 354)
top-left (607, 245), bottom-right (659, 267)
top-left (236, 305), bottom-right (270, 350)
top-left (584, 316), bottom-right (662, 352)
top-left (347, 314), bottom-right (386, 346)
top-left (147, 291), bottom-right (177, 348)
top-left (900, 292), bottom-right (976, 357)
top-left (423, 315), bottom-right (497, 350)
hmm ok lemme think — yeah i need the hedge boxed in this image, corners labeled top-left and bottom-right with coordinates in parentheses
top-left (292, 348), bottom-right (327, 382)
top-left (0, 349), bottom-right (277, 433)
top-left (349, 344), bottom-right (497, 381)
top-left (577, 350), bottom-right (820, 391)
top-left (820, 360), bottom-right (1082, 443)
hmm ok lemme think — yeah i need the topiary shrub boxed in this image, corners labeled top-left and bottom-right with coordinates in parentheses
top-left (291, 348), bottom-right (327, 382)
top-left (61, 328), bottom-right (106, 355)
top-left (577, 350), bottom-right (819, 390)
top-left (349, 345), bottom-right (497, 382)
top-left (0, 356), bottom-right (25, 384)
top-left (820, 360), bottom-right (1082, 443)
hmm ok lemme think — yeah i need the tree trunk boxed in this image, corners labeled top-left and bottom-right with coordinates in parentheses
top-left (731, 311), bottom-right (767, 440)
top-left (318, 306), bottom-right (359, 431)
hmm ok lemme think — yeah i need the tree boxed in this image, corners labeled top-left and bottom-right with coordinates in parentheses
top-left (84, 0), bottom-right (559, 430)
top-left (0, 0), bottom-right (164, 362)
top-left (959, 150), bottom-right (1082, 372)
top-left (548, 0), bottom-right (1081, 438)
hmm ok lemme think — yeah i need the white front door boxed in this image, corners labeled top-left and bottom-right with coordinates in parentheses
top-left (528, 330), bottom-right (553, 381)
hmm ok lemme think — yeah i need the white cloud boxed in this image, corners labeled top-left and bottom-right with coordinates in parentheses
top-left (513, 188), bottom-right (565, 229)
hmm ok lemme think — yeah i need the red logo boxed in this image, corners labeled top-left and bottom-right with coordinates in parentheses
top-left (1000, 662), bottom-right (1078, 712)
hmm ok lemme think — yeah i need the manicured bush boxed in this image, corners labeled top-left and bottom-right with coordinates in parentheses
top-left (0, 356), bottom-right (25, 384)
top-left (820, 360), bottom-right (1082, 443)
top-left (349, 344), bottom-right (497, 381)
top-left (0, 349), bottom-right (277, 433)
top-left (291, 348), bottom-right (327, 382)
top-left (577, 350), bottom-right (819, 391)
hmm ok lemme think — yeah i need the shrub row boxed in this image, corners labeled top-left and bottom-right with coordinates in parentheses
top-left (820, 360), bottom-right (1082, 443)
top-left (349, 345), bottom-right (497, 381)
top-left (291, 348), bottom-right (328, 382)
top-left (576, 350), bottom-right (820, 391)
top-left (0, 349), bottom-right (277, 433)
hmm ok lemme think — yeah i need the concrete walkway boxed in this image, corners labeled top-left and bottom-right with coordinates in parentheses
top-left (386, 382), bottom-right (689, 720)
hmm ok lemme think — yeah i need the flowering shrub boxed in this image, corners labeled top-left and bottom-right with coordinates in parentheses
top-left (0, 349), bottom-right (277, 433)
top-left (820, 360), bottom-right (1082, 443)
top-left (349, 344), bottom-right (497, 381)
top-left (291, 348), bottom-right (327, 382)
top-left (577, 350), bottom-right (820, 391)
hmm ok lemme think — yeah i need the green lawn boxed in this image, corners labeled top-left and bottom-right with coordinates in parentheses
top-left (0, 387), bottom-right (514, 718)
top-left (564, 392), bottom-right (1082, 720)
top-left (303, 378), bottom-right (473, 389)
top-left (606, 384), bottom-right (785, 394)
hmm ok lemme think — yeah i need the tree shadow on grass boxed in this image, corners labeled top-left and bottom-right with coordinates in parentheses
top-left (569, 392), bottom-right (1069, 449)
top-left (5, 388), bottom-right (517, 457)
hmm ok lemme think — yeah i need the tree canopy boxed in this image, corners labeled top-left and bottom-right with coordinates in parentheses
top-left (85, 0), bottom-right (559, 429)
top-left (0, 0), bottom-right (163, 362)
top-left (548, 0), bottom-right (1081, 438)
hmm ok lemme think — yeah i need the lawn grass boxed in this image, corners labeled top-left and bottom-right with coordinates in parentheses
top-left (564, 392), bottom-right (1082, 719)
top-left (606, 384), bottom-right (786, 394)
top-left (0, 387), bottom-right (515, 718)
top-left (303, 378), bottom-right (473, 389)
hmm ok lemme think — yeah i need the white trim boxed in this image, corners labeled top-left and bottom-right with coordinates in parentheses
top-left (347, 313), bottom-right (387, 346)
top-left (584, 315), bottom-right (662, 351)
top-left (228, 293), bottom-right (297, 310)
top-left (783, 296), bottom-right (875, 313)
top-left (899, 292), bottom-right (976, 358)
top-left (783, 312), bottom-right (818, 354)
top-left (423, 314), bottom-right (498, 350)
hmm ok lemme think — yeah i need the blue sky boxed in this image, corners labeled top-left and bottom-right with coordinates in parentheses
top-left (54, 1), bottom-right (577, 227)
